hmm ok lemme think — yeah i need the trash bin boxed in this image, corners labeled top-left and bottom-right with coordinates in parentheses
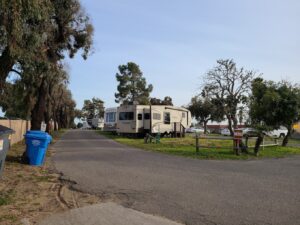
top-left (0, 125), bottom-right (14, 178)
top-left (24, 131), bottom-right (52, 166)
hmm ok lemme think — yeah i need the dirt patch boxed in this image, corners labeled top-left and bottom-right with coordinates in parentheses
top-left (0, 132), bottom-right (101, 225)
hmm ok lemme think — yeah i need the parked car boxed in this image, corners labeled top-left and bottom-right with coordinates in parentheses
top-left (220, 128), bottom-right (231, 136)
top-left (264, 126), bottom-right (288, 138)
top-left (242, 128), bottom-right (259, 137)
top-left (186, 127), bottom-right (205, 133)
top-left (242, 126), bottom-right (288, 138)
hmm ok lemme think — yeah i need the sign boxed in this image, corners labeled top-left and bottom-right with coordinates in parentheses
top-left (0, 139), bottom-right (3, 151)
top-left (234, 129), bottom-right (243, 140)
top-left (32, 140), bottom-right (41, 147)
top-left (41, 122), bottom-right (47, 132)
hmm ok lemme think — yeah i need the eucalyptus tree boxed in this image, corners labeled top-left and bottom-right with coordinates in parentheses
top-left (0, 0), bottom-right (52, 91)
top-left (0, 0), bottom-right (94, 130)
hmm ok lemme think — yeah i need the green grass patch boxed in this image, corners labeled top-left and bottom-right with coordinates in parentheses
top-left (0, 190), bottom-right (15, 206)
top-left (97, 131), bottom-right (300, 160)
top-left (0, 214), bottom-right (18, 223)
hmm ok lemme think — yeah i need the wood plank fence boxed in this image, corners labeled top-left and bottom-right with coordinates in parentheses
top-left (0, 120), bottom-right (31, 145)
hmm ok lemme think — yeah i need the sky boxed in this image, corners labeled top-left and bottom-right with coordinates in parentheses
top-left (65, 0), bottom-right (300, 109)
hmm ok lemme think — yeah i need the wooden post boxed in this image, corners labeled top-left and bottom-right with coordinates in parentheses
top-left (233, 129), bottom-right (243, 156)
top-left (196, 134), bottom-right (199, 154)
top-left (174, 123), bottom-right (177, 138)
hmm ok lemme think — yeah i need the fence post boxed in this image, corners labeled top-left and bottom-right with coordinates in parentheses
top-left (196, 134), bottom-right (199, 154)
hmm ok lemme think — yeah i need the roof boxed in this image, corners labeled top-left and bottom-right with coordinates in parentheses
top-left (0, 125), bottom-right (14, 135)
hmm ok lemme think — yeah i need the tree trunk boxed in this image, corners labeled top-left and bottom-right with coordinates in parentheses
top-left (204, 120), bottom-right (208, 134)
top-left (227, 115), bottom-right (234, 136)
top-left (44, 110), bottom-right (51, 133)
top-left (254, 133), bottom-right (264, 156)
top-left (31, 77), bottom-right (47, 130)
top-left (282, 126), bottom-right (292, 147)
top-left (54, 118), bottom-right (58, 131)
top-left (0, 48), bottom-right (14, 93)
top-left (232, 115), bottom-right (238, 129)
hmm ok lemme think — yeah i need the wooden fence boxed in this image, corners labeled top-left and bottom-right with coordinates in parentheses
top-left (0, 120), bottom-right (30, 145)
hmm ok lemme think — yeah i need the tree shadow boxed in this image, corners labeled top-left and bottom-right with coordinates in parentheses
top-left (5, 153), bottom-right (28, 165)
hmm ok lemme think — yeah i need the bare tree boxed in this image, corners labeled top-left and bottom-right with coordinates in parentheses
top-left (202, 59), bottom-right (256, 135)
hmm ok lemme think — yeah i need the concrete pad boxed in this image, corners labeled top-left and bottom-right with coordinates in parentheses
top-left (38, 202), bottom-right (183, 225)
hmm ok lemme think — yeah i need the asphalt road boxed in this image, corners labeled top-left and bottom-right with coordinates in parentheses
top-left (53, 130), bottom-right (300, 225)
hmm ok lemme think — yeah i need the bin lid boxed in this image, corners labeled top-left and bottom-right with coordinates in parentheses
top-left (0, 125), bottom-right (14, 136)
top-left (25, 130), bottom-right (49, 140)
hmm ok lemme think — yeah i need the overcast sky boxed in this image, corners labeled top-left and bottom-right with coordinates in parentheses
top-left (66, 0), bottom-right (300, 109)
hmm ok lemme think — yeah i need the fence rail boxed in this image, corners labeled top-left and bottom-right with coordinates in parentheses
top-left (194, 134), bottom-right (280, 152)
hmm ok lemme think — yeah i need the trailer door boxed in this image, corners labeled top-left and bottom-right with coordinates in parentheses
top-left (143, 108), bottom-right (150, 131)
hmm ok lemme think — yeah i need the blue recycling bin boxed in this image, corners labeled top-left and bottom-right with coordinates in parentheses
top-left (24, 131), bottom-right (52, 166)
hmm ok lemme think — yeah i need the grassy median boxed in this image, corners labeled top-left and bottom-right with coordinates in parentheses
top-left (97, 131), bottom-right (300, 160)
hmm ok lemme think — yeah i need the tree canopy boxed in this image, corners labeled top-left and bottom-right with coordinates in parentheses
top-left (249, 78), bottom-right (300, 149)
top-left (0, 0), bottom-right (94, 130)
top-left (188, 94), bottom-right (224, 133)
top-left (115, 62), bottom-right (153, 105)
top-left (82, 98), bottom-right (105, 125)
top-left (150, 96), bottom-right (173, 106)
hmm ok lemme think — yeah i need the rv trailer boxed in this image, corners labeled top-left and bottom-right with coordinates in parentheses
top-left (103, 107), bottom-right (117, 132)
top-left (91, 117), bottom-right (104, 130)
top-left (116, 105), bottom-right (191, 137)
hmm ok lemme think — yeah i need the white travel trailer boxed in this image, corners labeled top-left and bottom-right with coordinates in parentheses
top-left (104, 107), bottom-right (117, 132)
top-left (116, 105), bottom-right (191, 136)
top-left (91, 117), bottom-right (104, 129)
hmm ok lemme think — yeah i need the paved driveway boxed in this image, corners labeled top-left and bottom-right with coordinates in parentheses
top-left (53, 130), bottom-right (300, 225)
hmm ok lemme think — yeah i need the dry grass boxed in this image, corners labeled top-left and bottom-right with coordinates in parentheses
top-left (0, 130), bottom-right (101, 225)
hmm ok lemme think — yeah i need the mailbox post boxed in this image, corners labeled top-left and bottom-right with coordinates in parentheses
top-left (233, 129), bottom-right (243, 155)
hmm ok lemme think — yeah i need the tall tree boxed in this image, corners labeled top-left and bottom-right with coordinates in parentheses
top-left (29, 0), bottom-right (93, 130)
top-left (202, 59), bottom-right (256, 135)
top-left (1, 65), bottom-right (76, 131)
top-left (0, 0), bottom-right (94, 130)
top-left (115, 62), bottom-right (153, 105)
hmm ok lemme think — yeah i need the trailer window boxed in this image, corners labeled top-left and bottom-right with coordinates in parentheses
top-left (153, 113), bottom-right (161, 120)
top-left (119, 112), bottom-right (134, 120)
top-left (138, 113), bottom-right (143, 120)
top-left (182, 112), bottom-right (186, 118)
top-left (144, 113), bottom-right (150, 120)
top-left (106, 112), bottom-right (116, 123)
top-left (164, 112), bottom-right (171, 124)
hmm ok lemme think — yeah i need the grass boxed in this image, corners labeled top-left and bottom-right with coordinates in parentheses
top-left (0, 129), bottom-right (69, 224)
top-left (97, 131), bottom-right (300, 160)
top-left (0, 214), bottom-right (18, 223)
top-left (0, 190), bottom-right (14, 206)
